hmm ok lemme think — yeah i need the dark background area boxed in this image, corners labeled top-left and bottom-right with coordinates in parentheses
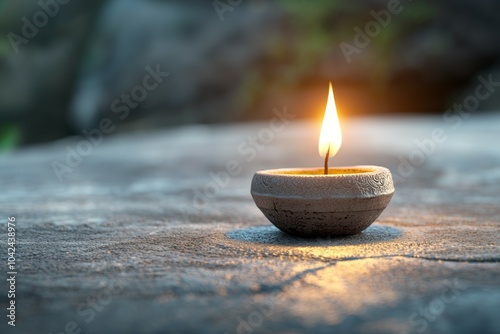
top-left (1, 0), bottom-right (500, 147)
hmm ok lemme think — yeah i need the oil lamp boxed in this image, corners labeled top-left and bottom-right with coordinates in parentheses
top-left (251, 83), bottom-right (394, 237)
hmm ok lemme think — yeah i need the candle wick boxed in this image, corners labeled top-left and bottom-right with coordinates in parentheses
top-left (324, 144), bottom-right (330, 175)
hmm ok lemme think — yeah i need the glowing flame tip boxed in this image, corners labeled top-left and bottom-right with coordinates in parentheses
top-left (318, 82), bottom-right (342, 159)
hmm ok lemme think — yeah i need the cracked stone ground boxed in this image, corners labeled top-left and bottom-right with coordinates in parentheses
top-left (1, 114), bottom-right (499, 333)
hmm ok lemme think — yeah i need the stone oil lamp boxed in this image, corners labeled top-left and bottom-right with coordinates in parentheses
top-left (251, 83), bottom-right (395, 237)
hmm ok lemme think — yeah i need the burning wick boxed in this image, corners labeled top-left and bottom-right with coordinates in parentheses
top-left (324, 144), bottom-right (330, 175)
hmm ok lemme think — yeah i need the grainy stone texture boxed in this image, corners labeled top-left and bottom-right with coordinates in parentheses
top-left (0, 114), bottom-right (499, 333)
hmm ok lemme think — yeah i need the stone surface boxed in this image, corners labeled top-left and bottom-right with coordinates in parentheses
top-left (251, 167), bottom-right (394, 237)
top-left (0, 114), bottom-right (499, 333)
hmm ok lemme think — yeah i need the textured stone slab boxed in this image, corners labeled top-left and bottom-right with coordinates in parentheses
top-left (0, 114), bottom-right (499, 333)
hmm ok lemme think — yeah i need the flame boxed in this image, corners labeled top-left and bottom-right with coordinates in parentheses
top-left (318, 82), bottom-right (342, 158)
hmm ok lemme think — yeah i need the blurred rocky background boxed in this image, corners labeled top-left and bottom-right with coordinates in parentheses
top-left (1, 0), bottom-right (500, 147)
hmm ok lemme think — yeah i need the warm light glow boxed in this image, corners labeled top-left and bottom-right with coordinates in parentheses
top-left (318, 82), bottom-right (342, 158)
